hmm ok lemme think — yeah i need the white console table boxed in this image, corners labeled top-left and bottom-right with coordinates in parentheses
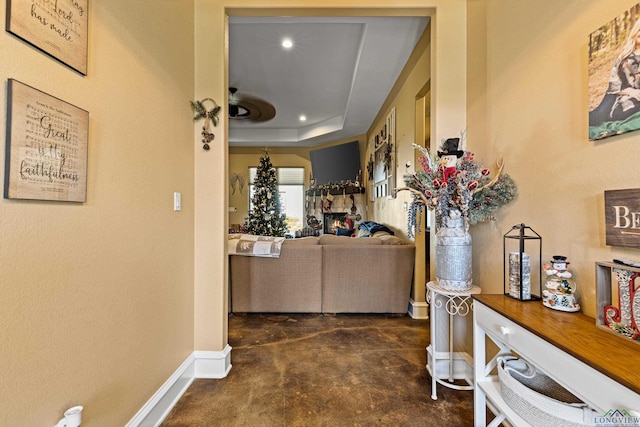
top-left (473, 294), bottom-right (640, 427)
top-left (426, 281), bottom-right (481, 400)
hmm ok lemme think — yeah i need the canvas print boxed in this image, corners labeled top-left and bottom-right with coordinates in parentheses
top-left (6, 0), bottom-right (89, 75)
top-left (4, 79), bottom-right (89, 202)
top-left (589, 3), bottom-right (640, 140)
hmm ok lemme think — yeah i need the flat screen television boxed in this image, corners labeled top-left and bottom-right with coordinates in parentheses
top-left (310, 141), bottom-right (360, 185)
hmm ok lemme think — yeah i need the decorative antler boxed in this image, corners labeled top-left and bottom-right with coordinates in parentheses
top-left (471, 157), bottom-right (505, 195)
top-left (393, 186), bottom-right (430, 206)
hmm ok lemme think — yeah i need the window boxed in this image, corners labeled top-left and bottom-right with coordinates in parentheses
top-left (249, 167), bottom-right (305, 234)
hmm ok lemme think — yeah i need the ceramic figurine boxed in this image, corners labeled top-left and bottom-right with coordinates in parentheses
top-left (542, 255), bottom-right (581, 312)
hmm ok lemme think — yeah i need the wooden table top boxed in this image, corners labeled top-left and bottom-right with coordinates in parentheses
top-left (473, 294), bottom-right (640, 395)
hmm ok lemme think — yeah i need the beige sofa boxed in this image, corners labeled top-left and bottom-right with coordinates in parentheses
top-left (229, 234), bottom-right (415, 314)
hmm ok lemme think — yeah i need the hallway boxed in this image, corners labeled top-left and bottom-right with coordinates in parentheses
top-left (162, 314), bottom-right (474, 426)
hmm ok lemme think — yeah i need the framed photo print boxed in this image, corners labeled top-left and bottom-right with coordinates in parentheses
top-left (6, 0), bottom-right (88, 75)
top-left (4, 79), bottom-right (89, 202)
top-left (588, 3), bottom-right (640, 140)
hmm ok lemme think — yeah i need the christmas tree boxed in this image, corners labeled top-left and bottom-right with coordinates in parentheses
top-left (244, 149), bottom-right (289, 237)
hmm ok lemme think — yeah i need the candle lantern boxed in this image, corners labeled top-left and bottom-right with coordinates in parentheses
top-left (503, 224), bottom-right (542, 301)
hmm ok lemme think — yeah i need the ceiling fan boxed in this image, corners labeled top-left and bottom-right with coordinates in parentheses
top-left (228, 87), bottom-right (276, 122)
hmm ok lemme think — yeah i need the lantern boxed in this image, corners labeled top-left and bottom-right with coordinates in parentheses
top-left (503, 224), bottom-right (542, 301)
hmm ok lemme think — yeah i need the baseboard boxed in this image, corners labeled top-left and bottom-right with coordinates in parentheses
top-left (194, 346), bottom-right (233, 379)
top-left (408, 298), bottom-right (429, 319)
top-left (126, 345), bottom-right (232, 427)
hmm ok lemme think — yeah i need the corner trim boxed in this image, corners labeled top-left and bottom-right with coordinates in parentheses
top-left (126, 346), bottom-right (232, 427)
top-left (194, 345), bottom-right (233, 379)
top-left (408, 298), bottom-right (429, 319)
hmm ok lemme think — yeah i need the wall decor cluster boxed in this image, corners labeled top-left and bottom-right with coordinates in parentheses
top-left (369, 107), bottom-right (396, 200)
top-left (190, 98), bottom-right (221, 150)
top-left (6, 0), bottom-right (89, 75)
top-left (588, 2), bottom-right (640, 140)
top-left (4, 79), bottom-right (89, 202)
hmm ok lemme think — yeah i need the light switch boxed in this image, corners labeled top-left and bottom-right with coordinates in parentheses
top-left (174, 192), bottom-right (181, 211)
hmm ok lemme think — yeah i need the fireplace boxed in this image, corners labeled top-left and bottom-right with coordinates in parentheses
top-left (323, 212), bottom-right (348, 234)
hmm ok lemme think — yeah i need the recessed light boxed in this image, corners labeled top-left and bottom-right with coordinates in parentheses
top-left (282, 38), bottom-right (293, 49)
top-left (299, 115), bottom-right (307, 122)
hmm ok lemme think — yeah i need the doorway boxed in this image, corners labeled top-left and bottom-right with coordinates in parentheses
top-left (224, 5), bottom-right (434, 334)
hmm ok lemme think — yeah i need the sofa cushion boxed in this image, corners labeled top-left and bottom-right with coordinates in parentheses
top-left (321, 245), bottom-right (415, 313)
top-left (283, 236), bottom-right (319, 246)
top-left (319, 234), bottom-right (382, 245)
top-left (376, 234), bottom-right (405, 245)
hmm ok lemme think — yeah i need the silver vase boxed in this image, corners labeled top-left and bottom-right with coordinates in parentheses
top-left (435, 211), bottom-right (473, 291)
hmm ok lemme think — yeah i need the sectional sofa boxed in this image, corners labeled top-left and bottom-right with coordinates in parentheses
top-left (229, 233), bottom-right (416, 314)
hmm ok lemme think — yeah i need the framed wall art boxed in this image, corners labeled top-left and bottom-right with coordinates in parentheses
top-left (370, 107), bottom-right (396, 199)
top-left (588, 2), bottom-right (640, 140)
top-left (4, 79), bottom-right (89, 202)
top-left (6, 0), bottom-right (89, 75)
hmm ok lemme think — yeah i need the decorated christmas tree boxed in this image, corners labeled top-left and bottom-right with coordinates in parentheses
top-left (244, 149), bottom-right (288, 237)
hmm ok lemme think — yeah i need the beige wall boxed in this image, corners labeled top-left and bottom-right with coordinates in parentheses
top-left (365, 25), bottom-right (430, 302)
top-left (0, 1), bottom-right (195, 426)
top-left (367, 34), bottom-right (429, 237)
top-left (467, 0), bottom-right (640, 320)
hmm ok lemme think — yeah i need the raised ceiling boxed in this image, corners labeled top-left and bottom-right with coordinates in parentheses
top-left (228, 16), bottom-right (429, 147)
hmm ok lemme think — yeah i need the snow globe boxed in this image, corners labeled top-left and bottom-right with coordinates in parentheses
top-left (542, 255), bottom-right (581, 312)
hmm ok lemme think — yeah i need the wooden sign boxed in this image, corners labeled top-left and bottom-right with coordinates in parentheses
top-left (6, 0), bottom-right (89, 75)
top-left (4, 79), bottom-right (89, 202)
top-left (605, 189), bottom-right (640, 249)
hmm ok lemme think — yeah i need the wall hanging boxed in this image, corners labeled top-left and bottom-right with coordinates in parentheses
top-left (588, 2), bottom-right (640, 140)
top-left (229, 172), bottom-right (246, 195)
top-left (190, 98), bottom-right (220, 150)
top-left (6, 0), bottom-right (88, 75)
top-left (369, 107), bottom-right (396, 199)
top-left (4, 79), bottom-right (89, 202)
top-left (604, 188), bottom-right (640, 249)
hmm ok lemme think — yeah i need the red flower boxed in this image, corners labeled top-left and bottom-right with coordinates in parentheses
top-left (468, 180), bottom-right (478, 190)
top-left (481, 169), bottom-right (490, 176)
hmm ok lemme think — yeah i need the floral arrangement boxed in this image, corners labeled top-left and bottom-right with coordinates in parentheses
top-left (399, 139), bottom-right (517, 237)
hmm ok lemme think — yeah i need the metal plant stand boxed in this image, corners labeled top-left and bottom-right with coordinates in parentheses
top-left (426, 280), bottom-right (481, 400)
